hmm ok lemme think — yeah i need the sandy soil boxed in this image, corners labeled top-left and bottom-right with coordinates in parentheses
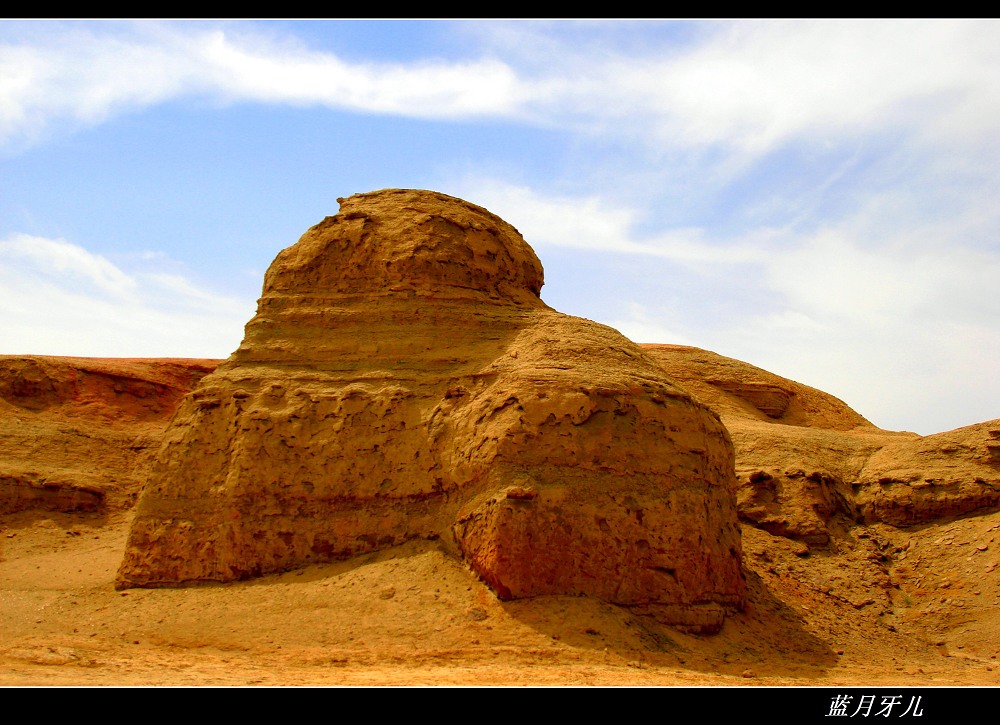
top-left (2, 507), bottom-right (998, 687)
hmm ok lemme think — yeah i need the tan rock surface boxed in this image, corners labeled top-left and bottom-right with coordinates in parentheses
top-left (857, 421), bottom-right (1000, 526)
top-left (0, 356), bottom-right (217, 514)
top-left (115, 189), bottom-right (745, 631)
top-left (643, 344), bottom-right (1000, 545)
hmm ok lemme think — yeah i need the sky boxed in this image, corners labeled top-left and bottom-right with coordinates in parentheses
top-left (2, 19), bottom-right (999, 436)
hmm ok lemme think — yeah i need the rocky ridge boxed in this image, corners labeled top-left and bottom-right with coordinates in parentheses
top-left (644, 344), bottom-right (1000, 544)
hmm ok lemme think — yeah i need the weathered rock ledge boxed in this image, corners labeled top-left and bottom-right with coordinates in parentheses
top-left (0, 356), bottom-right (217, 513)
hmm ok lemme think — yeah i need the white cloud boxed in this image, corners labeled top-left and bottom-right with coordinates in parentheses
top-left (763, 195), bottom-right (1000, 329)
top-left (8, 20), bottom-right (1000, 162)
top-left (604, 302), bottom-right (700, 347)
top-left (1, 233), bottom-right (137, 297)
top-left (480, 20), bottom-right (1000, 158)
top-left (0, 234), bottom-right (253, 357)
top-left (197, 28), bottom-right (520, 116)
top-left (452, 178), bottom-right (767, 264)
top-left (0, 21), bottom-right (525, 149)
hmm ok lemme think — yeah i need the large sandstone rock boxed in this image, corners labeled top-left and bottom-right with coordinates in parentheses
top-left (116, 189), bottom-right (745, 632)
top-left (643, 345), bottom-right (1000, 543)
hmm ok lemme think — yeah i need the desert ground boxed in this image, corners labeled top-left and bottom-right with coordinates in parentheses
top-left (2, 504), bottom-right (998, 686)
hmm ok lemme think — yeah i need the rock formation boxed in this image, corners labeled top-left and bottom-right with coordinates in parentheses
top-left (0, 356), bottom-right (216, 514)
top-left (115, 189), bottom-right (746, 633)
top-left (4, 208), bottom-right (997, 644)
top-left (3, 189), bottom-right (982, 639)
top-left (643, 345), bottom-right (1000, 544)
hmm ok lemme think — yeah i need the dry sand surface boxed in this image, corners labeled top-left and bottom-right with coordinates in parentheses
top-left (2, 507), bottom-right (998, 687)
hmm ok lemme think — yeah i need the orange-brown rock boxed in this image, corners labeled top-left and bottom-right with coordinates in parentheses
top-left (856, 420), bottom-right (1000, 526)
top-left (643, 345), bottom-right (1000, 543)
top-left (115, 189), bottom-right (745, 632)
top-left (0, 356), bottom-right (218, 514)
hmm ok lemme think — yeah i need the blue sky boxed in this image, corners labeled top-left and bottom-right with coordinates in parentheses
top-left (2, 19), bottom-right (999, 435)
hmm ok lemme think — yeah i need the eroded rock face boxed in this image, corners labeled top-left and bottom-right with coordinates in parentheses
top-left (116, 190), bottom-right (745, 631)
top-left (643, 345), bottom-right (1000, 544)
top-left (0, 356), bottom-right (218, 513)
top-left (856, 421), bottom-right (1000, 526)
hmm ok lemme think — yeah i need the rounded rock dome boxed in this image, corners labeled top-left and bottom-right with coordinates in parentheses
top-left (262, 189), bottom-right (545, 305)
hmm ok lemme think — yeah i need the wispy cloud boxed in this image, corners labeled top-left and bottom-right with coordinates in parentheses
top-left (0, 234), bottom-right (253, 357)
top-left (0, 21), bottom-right (524, 149)
top-left (466, 20), bottom-right (1000, 157)
top-left (8, 20), bottom-right (1000, 161)
top-left (1, 233), bottom-right (137, 297)
top-left (453, 178), bottom-right (768, 264)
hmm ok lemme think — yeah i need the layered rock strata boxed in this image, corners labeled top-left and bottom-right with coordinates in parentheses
top-left (643, 345), bottom-right (1000, 543)
top-left (116, 190), bottom-right (745, 632)
top-left (0, 356), bottom-right (217, 513)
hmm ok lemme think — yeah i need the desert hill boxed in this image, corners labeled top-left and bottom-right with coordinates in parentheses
top-left (1, 190), bottom-right (998, 686)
